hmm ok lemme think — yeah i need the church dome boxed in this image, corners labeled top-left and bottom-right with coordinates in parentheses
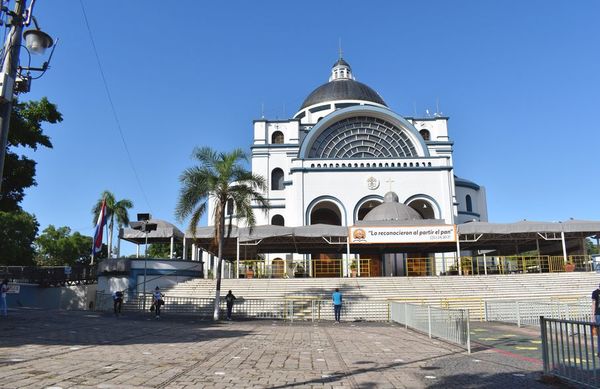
top-left (300, 80), bottom-right (387, 110)
top-left (299, 58), bottom-right (387, 110)
top-left (363, 191), bottom-right (423, 222)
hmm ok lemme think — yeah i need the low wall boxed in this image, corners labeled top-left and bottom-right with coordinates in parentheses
top-left (6, 284), bottom-right (97, 310)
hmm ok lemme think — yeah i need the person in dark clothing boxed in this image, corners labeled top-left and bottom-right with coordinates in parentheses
top-left (113, 290), bottom-right (124, 316)
top-left (592, 284), bottom-right (600, 356)
top-left (225, 290), bottom-right (236, 320)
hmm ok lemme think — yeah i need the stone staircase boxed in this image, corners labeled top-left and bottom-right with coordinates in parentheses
top-left (158, 272), bottom-right (598, 320)
top-left (164, 272), bottom-right (597, 302)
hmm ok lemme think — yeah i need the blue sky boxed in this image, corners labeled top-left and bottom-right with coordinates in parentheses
top-left (16, 1), bottom-right (600, 254)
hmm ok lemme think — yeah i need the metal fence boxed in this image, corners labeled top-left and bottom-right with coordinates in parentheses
top-left (485, 299), bottom-right (591, 327)
top-left (541, 317), bottom-right (600, 388)
top-left (389, 301), bottom-right (471, 353)
top-left (0, 264), bottom-right (97, 286)
top-left (95, 293), bottom-right (389, 321)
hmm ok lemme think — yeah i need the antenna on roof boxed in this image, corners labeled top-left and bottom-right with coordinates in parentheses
top-left (434, 98), bottom-right (443, 117)
top-left (338, 38), bottom-right (343, 59)
top-left (261, 102), bottom-right (265, 119)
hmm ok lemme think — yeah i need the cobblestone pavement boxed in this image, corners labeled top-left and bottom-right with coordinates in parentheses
top-left (0, 308), bottom-right (564, 388)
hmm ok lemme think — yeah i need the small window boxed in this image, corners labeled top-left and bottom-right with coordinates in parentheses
top-left (271, 215), bottom-right (285, 226)
top-left (271, 131), bottom-right (284, 144)
top-left (419, 129), bottom-right (430, 141)
top-left (226, 199), bottom-right (234, 216)
top-left (466, 195), bottom-right (473, 212)
top-left (271, 168), bottom-right (284, 190)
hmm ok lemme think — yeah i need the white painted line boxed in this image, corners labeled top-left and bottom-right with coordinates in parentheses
top-left (512, 373), bottom-right (526, 377)
top-left (9, 358), bottom-right (25, 362)
top-left (425, 375), bottom-right (436, 379)
top-left (232, 356), bottom-right (240, 359)
top-left (321, 375), bottom-right (330, 378)
top-left (142, 352), bottom-right (152, 355)
top-left (215, 371), bottom-right (225, 375)
top-left (394, 359), bottom-right (404, 362)
top-left (69, 347), bottom-right (81, 351)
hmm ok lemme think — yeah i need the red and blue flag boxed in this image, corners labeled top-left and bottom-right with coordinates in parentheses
top-left (92, 199), bottom-right (107, 256)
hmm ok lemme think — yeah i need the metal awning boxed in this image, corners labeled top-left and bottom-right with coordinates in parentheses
top-left (184, 219), bottom-right (600, 259)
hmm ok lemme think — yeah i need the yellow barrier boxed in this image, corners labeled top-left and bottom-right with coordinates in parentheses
top-left (310, 258), bottom-right (372, 277)
top-left (458, 255), bottom-right (592, 275)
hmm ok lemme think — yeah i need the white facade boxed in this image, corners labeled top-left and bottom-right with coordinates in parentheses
top-left (210, 58), bottom-right (487, 276)
top-left (249, 59), bottom-right (487, 228)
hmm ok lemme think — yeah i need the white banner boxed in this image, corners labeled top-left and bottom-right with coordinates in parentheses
top-left (349, 225), bottom-right (456, 244)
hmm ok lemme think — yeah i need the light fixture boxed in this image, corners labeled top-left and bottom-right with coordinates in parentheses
top-left (23, 29), bottom-right (53, 55)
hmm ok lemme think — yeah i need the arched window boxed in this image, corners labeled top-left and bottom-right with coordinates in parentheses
top-left (271, 168), bottom-right (284, 190)
top-left (226, 199), bottom-right (234, 215)
top-left (271, 131), bottom-right (284, 144)
top-left (271, 215), bottom-right (284, 226)
top-left (466, 195), bottom-right (473, 212)
top-left (419, 129), bottom-right (430, 141)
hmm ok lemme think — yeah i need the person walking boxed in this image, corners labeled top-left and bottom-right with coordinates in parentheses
top-left (0, 279), bottom-right (8, 317)
top-left (225, 290), bottom-right (236, 320)
top-left (332, 288), bottom-right (342, 323)
top-left (152, 286), bottom-right (164, 319)
top-left (592, 283), bottom-right (600, 356)
top-left (113, 290), bottom-right (124, 316)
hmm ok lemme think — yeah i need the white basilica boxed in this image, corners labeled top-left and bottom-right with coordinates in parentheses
top-left (212, 58), bottom-right (488, 277)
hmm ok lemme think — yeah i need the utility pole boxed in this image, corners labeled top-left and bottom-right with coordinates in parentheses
top-left (0, 0), bottom-right (26, 193)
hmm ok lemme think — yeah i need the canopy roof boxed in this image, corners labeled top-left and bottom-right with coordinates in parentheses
top-left (120, 219), bottom-right (184, 244)
top-left (185, 220), bottom-right (600, 259)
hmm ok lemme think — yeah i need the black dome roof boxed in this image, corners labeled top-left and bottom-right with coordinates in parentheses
top-left (299, 79), bottom-right (387, 110)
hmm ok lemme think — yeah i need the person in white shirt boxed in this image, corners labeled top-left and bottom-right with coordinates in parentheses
top-left (152, 286), bottom-right (164, 319)
top-left (1, 279), bottom-right (9, 316)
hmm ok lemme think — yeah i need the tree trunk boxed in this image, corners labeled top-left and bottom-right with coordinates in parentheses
top-left (107, 216), bottom-right (114, 259)
top-left (213, 208), bottom-right (225, 321)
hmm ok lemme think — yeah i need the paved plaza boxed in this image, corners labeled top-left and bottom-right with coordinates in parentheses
top-left (0, 308), bottom-right (563, 388)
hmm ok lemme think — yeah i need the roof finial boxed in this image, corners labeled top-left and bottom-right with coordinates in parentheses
top-left (338, 38), bottom-right (343, 60)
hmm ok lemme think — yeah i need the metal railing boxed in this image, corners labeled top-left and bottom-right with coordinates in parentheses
top-left (0, 264), bottom-right (97, 286)
top-left (455, 255), bottom-right (593, 276)
top-left (541, 317), bottom-right (600, 388)
top-left (389, 301), bottom-right (471, 353)
top-left (485, 299), bottom-right (591, 327)
top-left (94, 293), bottom-right (389, 321)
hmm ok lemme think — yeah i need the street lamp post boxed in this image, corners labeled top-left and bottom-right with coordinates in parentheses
top-left (130, 213), bottom-right (156, 311)
top-left (0, 0), bottom-right (54, 192)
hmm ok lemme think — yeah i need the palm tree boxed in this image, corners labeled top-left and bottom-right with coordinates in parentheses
top-left (176, 147), bottom-right (268, 321)
top-left (92, 190), bottom-right (133, 258)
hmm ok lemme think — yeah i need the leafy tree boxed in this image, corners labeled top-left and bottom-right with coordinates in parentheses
top-left (0, 98), bottom-right (61, 266)
top-left (92, 191), bottom-right (133, 258)
top-left (146, 242), bottom-right (183, 259)
top-left (1, 98), bottom-right (62, 211)
top-left (34, 225), bottom-right (94, 266)
top-left (0, 210), bottom-right (38, 265)
top-left (587, 239), bottom-right (599, 255)
top-left (176, 147), bottom-right (268, 321)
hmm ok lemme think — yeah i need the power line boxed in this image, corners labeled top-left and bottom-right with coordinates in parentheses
top-left (78, 0), bottom-right (153, 214)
